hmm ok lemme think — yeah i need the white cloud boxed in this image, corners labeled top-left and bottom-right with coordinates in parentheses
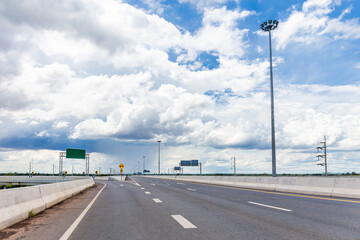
top-left (53, 121), bottom-right (69, 129)
top-left (178, 0), bottom-right (238, 11)
top-left (181, 7), bottom-right (254, 58)
top-left (272, 0), bottom-right (360, 49)
top-left (36, 130), bottom-right (50, 137)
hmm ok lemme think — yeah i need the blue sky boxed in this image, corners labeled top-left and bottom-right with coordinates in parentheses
top-left (0, 0), bottom-right (359, 175)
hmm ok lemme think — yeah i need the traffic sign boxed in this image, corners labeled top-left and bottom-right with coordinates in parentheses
top-left (65, 171), bottom-right (67, 174)
top-left (119, 163), bottom-right (124, 169)
top-left (66, 148), bottom-right (86, 159)
top-left (95, 171), bottom-right (98, 174)
top-left (120, 169), bottom-right (123, 173)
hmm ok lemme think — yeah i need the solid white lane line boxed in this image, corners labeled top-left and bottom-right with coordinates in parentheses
top-left (248, 201), bottom-right (292, 212)
top-left (153, 198), bottom-right (163, 203)
top-left (145, 191), bottom-right (151, 194)
top-left (171, 215), bottom-right (197, 229)
top-left (141, 187), bottom-right (145, 190)
top-left (186, 188), bottom-right (196, 191)
top-left (59, 184), bottom-right (106, 240)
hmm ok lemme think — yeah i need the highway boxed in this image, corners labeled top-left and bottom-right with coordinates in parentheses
top-left (1, 176), bottom-right (359, 240)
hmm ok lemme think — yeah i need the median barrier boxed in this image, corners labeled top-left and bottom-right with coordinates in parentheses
top-left (109, 176), bottom-right (127, 181)
top-left (332, 177), bottom-right (360, 199)
top-left (275, 177), bottom-right (335, 196)
top-left (0, 178), bottom-right (94, 230)
top-left (0, 186), bottom-right (46, 230)
top-left (140, 175), bottom-right (360, 199)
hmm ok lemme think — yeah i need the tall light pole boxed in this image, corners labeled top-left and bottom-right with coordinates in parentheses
top-left (143, 156), bottom-right (146, 173)
top-left (261, 19), bottom-right (279, 177)
top-left (157, 140), bottom-right (161, 175)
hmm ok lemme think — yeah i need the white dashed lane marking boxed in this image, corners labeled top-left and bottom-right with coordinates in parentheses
top-left (248, 201), bottom-right (292, 212)
top-left (171, 215), bottom-right (197, 229)
top-left (145, 191), bottom-right (151, 195)
top-left (186, 188), bottom-right (196, 191)
top-left (153, 198), bottom-right (163, 203)
top-left (150, 183), bottom-right (156, 186)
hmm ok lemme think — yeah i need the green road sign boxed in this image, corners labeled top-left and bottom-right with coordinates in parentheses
top-left (66, 148), bottom-right (86, 159)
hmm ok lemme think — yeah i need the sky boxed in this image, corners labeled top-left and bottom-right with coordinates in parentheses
top-left (0, 0), bottom-right (359, 175)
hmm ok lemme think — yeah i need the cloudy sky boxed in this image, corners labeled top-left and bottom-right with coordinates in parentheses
top-left (0, 0), bottom-right (359, 175)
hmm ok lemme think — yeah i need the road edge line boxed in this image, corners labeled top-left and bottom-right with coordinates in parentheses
top-left (59, 183), bottom-right (106, 240)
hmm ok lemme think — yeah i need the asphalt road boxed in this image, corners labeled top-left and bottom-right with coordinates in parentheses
top-left (1, 176), bottom-right (359, 240)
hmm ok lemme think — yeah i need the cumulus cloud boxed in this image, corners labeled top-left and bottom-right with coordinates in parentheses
top-left (0, 0), bottom-right (359, 174)
top-left (272, 0), bottom-right (360, 49)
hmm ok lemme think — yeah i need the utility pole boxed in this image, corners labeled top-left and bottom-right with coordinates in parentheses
top-left (316, 136), bottom-right (328, 176)
top-left (53, 164), bottom-right (55, 176)
top-left (200, 162), bottom-right (202, 175)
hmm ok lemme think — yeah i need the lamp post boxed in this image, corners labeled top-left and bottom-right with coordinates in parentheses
top-left (157, 140), bottom-right (161, 175)
top-left (142, 156), bottom-right (145, 173)
top-left (260, 20), bottom-right (279, 177)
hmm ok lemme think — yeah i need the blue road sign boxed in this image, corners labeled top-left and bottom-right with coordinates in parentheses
top-left (180, 160), bottom-right (191, 166)
top-left (174, 167), bottom-right (181, 170)
top-left (191, 160), bottom-right (199, 166)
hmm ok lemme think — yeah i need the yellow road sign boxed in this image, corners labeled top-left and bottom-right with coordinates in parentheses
top-left (120, 169), bottom-right (123, 174)
top-left (95, 171), bottom-right (98, 174)
top-left (65, 171), bottom-right (67, 174)
top-left (119, 163), bottom-right (124, 169)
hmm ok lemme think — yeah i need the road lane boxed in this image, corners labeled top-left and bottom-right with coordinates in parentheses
top-left (133, 176), bottom-right (360, 240)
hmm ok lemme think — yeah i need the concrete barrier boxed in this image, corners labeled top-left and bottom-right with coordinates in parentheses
top-left (0, 178), bottom-right (94, 230)
top-left (0, 186), bottom-right (46, 230)
top-left (332, 177), bottom-right (360, 199)
top-left (275, 177), bottom-right (335, 196)
top-left (109, 176), bottom-right (127, 181)
top-left (140, 175), bottom-right (360, 199)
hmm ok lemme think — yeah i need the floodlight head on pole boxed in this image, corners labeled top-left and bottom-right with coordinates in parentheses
top-left (260, 20), bottom-right (279, 31)
top-left (260, 19), bottom-right (279, 177)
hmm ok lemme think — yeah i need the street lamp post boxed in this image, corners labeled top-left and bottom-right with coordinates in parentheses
top-left (143, 156), bottom-right (146, 173)
top-left (157, 140), bottom-right (161, 175)
top-left (261, 20), bottom-right (279, 177)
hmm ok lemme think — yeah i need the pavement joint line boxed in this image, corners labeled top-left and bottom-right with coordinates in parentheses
top-left (153, 198), bottom-right (163, 203)
top-left (59, 183), bottom-right (106, 240)
top-left (167, 180), bottom-right (360, 204)
top-left (186, 188), bottom-right (197, 191)
top-left (145, 191), bottom-right (151, 194)
top-left (248, 201), bottom-right (292, 212)
top-left (171, 215), bottom-right (197, 229)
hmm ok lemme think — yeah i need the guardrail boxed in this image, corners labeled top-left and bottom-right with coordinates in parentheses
top-left (141, 175), bottom-right (360, 199)
top-left (0, 178), bottom-right (94, 230)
